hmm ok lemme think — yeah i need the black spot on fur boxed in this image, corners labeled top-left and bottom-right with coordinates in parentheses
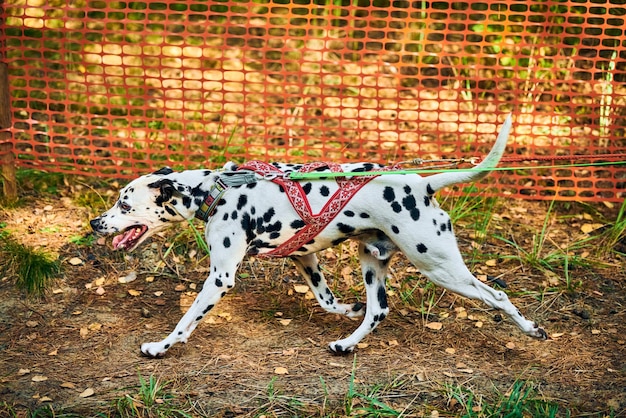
top-left (237, 195), bottom-right (248, 210)
top-left (302, 183), bottom-right (312, 194)
top-left (203, 304), bottom-right (214, 314)
top-left (391, 225), bottom-right (399, 234)
top-left (319, 185), bottom-right (330, 196)
top-left (410, 208), bottom-right (420, 221)
top-left (426, 183), bottom-right (435, 195)
top-left (404, 185), bottom-right (412, 194)
top-left (402, 195), bottom-right (417, 210)
top-left (365, 269), bottom-right (375, 285)
top-left (383, 187), bottom-right (395, 202)
top-left (223, 212), bottom-right (229, 221)
top-left (332, 237), bottom-right (348, 246)
top-left (246, 182), bottom-right (257, 189)
top-left (337, 223), bottom-right (355, 234)
top-left (231, 210), bottom-right (238, 220)
top-left (164, 206), bottom-right (176, 216)
top-left (391, 202), bottom-right (402, 213)
top-left (223, 237), bottom-right (231, 248)
top-left (291, 219), bottom-right (306, 229)
top-left (215, 278), bottom-right (223, 287)
top-left (416, 243), bottom-right (428, 253)
top-left (263, 208), bottom-right (275, 223)
top-left (424, 195), bottom-right (431, 207)
top-left (311, 272), bottom-right (322, 287)
top-left (360, 212), bottom-right (370, 218)
top-left (377, 285), bottom-right (388, 309)
top-left (344, 210), bottom-right (355, 217)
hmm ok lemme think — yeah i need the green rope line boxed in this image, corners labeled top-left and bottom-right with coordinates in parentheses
top-left (287, 160), bottom-right (626, 180)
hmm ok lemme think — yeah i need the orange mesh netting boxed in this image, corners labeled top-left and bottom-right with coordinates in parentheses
top-left (1, 0), bottom-right (625, 201)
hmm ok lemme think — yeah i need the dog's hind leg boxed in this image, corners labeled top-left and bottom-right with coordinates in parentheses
top-left (328, 242), bottom-right (391, 354)
top-left (292, 253), bottom-right (366, 318)
top-left (404, 240), bottom-right (548, 339)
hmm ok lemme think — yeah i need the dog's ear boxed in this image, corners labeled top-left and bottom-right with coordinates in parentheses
top-left (152, 167), bottom-right (174, 176)
top-left (148, 178), bottom-right (177, 205)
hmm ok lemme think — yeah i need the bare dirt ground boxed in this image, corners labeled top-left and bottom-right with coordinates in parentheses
top-left (0, 181), bottom-right (625, 417)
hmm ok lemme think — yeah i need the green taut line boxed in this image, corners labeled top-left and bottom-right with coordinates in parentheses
top-left (287, 160), bottom-right (626, 181)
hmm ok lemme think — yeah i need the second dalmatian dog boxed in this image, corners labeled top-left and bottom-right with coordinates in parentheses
top-left (91, 115), bottom-right (547, 358)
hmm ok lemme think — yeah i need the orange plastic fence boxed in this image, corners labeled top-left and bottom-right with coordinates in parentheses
top-left (1, 0), bottom-right (625, 201)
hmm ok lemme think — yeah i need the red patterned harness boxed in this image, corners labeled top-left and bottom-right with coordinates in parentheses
top-left (238, 161), bottom-right (393, 257)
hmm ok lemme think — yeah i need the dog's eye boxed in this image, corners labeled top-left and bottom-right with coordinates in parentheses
top-left (119, 202), bottom-right (131, 212)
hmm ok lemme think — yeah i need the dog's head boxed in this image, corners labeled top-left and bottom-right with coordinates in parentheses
top-left (90, 167), bottom-right (199, 251)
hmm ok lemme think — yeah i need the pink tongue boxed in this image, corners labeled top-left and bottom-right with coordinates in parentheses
top-left (112, 229), bottom-right (136, 249)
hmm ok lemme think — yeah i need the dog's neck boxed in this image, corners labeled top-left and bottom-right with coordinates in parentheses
top-left (162, 169), bottom-right (259, 222)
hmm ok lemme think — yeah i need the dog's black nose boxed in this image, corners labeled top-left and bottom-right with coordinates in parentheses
top-left (90, 219), bottom-right (100, 231)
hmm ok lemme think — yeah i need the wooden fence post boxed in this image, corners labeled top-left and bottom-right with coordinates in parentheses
top-left (0, 1), bottom-right (17, 201)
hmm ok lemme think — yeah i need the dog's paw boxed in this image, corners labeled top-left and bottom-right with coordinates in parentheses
top-left (530, 324), bottom-right (549, 340)
top-left (140, 342), bottom-right (168, 358)
top-left (328, 341), bottom-right (355, 356)
top-left (345, 302), bottom-right (366, 318)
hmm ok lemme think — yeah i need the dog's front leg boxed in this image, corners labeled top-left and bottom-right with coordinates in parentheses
top-left (140, 240), bottom-right (245, 358)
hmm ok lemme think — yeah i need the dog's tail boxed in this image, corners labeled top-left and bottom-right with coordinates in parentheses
top-left (424, 114), bottom-right (512, 195)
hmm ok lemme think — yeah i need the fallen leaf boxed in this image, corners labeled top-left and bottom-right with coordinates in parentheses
top-left (88, 322), bottom-right (102, 331)
top-left (94, 277), bottom-right (105, 286)
top-left (459, 368), bottom-right (474, 374)
top-left (474, 321), bottom-right (483, 328)
top-left (118, 271), bottom-right (137, 283)
top-left (68, 257), bottom-right (83, 266)
top-left (591, 329), bottom-right (601, 335)
top-left (278, 319), bottom-right (292, 326)
top-left (505, 342), bottom-right (516, 349)
top-left (485, 259), bottom-right (497, 267)
top-left (26, 321), bottom-right (38, 328)
top-left (52, 288), bottom-right (64, 294)
top-left (79, 388), bottom-right (95, 398)
top-left (445, 348), bottom-right (456, 354)
top-left (388, 339), bottom-right (399, 346)
top-left (18, 369), bottom-right (30, 376)
top-left (293, 285), bottom-right (309, 294)
top-left (39, 396), bottom-right (53, 402)
top-left (357, 343), bottom-right (369, 349)
top-left (581, 223), bottom-right (604, 234)
top-left (128, 289), bottom-right (141, 297)
top-left (80, 327), bottom-right (89, 338)
top-left (95, 287), bottom-right (105, 296)
top-left (154, 291), bottom-right (163, 297)
top-left (425, 322), bottom-right (443, 330)
top-left (550, 333), bottom-right (564, 339)
top-left (61, 382), bottom-right (76, 389)
top-left (175, 284), bottom-right (187, 292)
top-left (32, 375), bottom-right (48, 382)
top-left (145, 276), bottom-right (155, 283)
top-left (48, 348), bottom-right (58, 356)
top-left (456, 311), bottom-right (468, 319)
top-left (274, 367), bottom-right (289, 375)
top-left (282, 348), bottom-right (295, 355)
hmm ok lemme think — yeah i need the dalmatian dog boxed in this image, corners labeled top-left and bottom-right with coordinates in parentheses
top-left (90, 115), bottom-right (547, 358)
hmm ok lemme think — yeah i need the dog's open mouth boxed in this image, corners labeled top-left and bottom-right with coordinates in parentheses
top-left (112, 225), bottom-right (148, 250)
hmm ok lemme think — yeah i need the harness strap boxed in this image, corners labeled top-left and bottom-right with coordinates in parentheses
top-left (239, 161), bottom-right (391, 257)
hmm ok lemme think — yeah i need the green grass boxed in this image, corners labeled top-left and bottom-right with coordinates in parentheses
top-left (445, 380), bottom-right (564, 418)
top-left (0, 234), bottom-right (60, 296)
top-left (493, 200), bottom-right (596, 289)
top-left (110, 373), bottom-right (192, 418)
top-left (344, 356), bottom-right (402, 417)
